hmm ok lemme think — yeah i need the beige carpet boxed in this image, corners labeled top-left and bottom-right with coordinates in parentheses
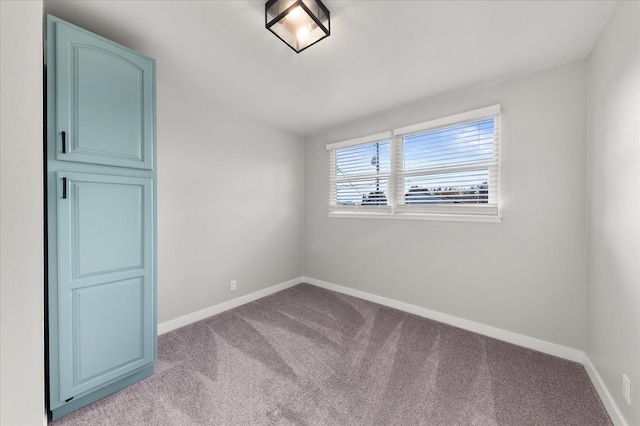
top-left (52, 283), bottom-right (611, 425)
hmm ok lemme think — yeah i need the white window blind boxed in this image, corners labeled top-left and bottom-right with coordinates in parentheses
top-left (328, 136), bottom-right (392, 212)
top-left (327, 105), bottom-right (501, 222)
top-left (394, 107), bottom-right (500, 217)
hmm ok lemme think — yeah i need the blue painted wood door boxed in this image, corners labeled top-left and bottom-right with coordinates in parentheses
top-left (52, 17), bottom-right (155, 169)
top-left (56, 172), bottom-right (154, 400)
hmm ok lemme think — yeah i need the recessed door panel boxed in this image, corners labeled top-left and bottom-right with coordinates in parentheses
top-left (72, 277), bottom-right (146, 386)
top-left (54, 21), bottom-right (154, 169)
top-left (75, 47), bottom-right (143, 159)
top-left (57, 172), bottom-right (154, 400)
top-left (72, 179), bottom-right (143, 278)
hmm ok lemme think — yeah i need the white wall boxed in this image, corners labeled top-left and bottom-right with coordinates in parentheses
top-left (304, 61), bottom-right (588, 351)
top-left (157, 84), bottom-right (304, 324)
top-left (586, 1), bottom-right (640, 425)
top-left (0, 1), bottom-right (46, 425)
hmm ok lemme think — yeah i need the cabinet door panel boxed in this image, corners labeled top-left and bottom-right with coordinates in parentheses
top-left (72, 179), bottom-right (144, 277)
top-left (54, 21), bottom-right (154, 169)
top-left (72, 277), bottom-right (146, 385)
top-left (57, 172), bottom-right (154, 400)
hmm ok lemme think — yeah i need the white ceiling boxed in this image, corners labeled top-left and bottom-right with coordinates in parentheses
top-left (44, 0), bottom-right (617, 137)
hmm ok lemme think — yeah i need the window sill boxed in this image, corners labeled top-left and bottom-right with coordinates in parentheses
top-left (328, 211), bottom-right (502, 223)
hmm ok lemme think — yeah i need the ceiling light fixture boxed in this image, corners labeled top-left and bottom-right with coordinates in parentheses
top-left (265, 0), bottom-right (330, 53)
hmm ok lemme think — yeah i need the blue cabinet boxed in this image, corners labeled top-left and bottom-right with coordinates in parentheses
top-left (52, 16), bottom-right (155, 169)
top-left (46, 15), bottom-right (157, 420)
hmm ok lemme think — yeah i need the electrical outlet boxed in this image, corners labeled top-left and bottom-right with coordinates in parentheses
top-left (230, 280), bottom-right (237, 292)
top-left (623, 374), bottom-right (631, 405)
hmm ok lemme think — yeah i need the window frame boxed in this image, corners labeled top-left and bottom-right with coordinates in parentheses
top-left (326, 105), bottom-right (502, 223)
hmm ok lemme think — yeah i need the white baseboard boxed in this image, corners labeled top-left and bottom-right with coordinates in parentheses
top-left (584, 354), bottom-right (628, 426)
top-left (158, 275), bottom-right (621, 422)
top-left (302, 276), bottom-right (584, 363)
top-left (159, 275), bottom-right (584, 362)
top-left (157, 277), bottom-right (304, 334)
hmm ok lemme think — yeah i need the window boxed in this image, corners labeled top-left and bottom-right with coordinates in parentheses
top-left (327, 105), bottom-right (501, 222)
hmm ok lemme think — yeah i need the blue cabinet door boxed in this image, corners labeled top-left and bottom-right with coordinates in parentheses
top-left (56, 172), bottom-right (155, 400)
top-left (50, 16), bottom-right (155, 169)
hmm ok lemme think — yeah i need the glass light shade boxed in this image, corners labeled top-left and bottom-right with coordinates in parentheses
top-left (266, 0), bottom-right (330, 53)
